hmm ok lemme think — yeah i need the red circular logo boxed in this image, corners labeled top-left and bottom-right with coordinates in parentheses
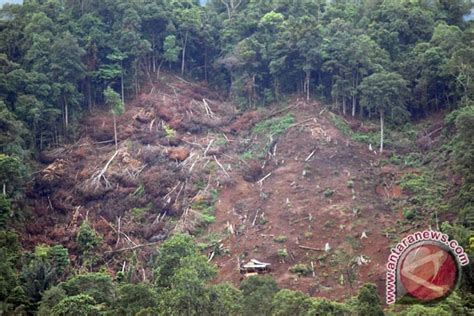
top-left (400, 243), bottom-right (458, 301)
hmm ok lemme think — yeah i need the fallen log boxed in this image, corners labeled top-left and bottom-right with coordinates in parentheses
top-left (299, 245), bottom-right (323, 252)
top-left (290, 214), bottom-right (312, 225)
top-left (305, 150), bottom-right (316, 162)
top-left (288, 117), bottom-right (316, 129)
top-left (257, 172), bottom-right (272, 185)
top-left (214, 155), bottom-right (230, 177)
top-left (91, 150), bottom-right (119, 190)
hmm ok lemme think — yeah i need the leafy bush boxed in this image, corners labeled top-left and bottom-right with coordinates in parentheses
top-left (76, 221), bottom-right (101, 253)
top-left (131, 206), bottom-right (149, 222)
top-left (191, 191), bottom-right (219, 225)
top-left (164, 124), bottom-right (176, 138)
top-left (323, 188), bottom-right (335, 198)
top-left (289, 263), bottom-right (313, 276)
top-left (277, 248), bottom-right (288, 258)
top-left (329, 114), bottom-right (386, 147)
top-left (399, 172), bottom-right (447, 212)
top-left (253, 113), bottom-right (295, 136)
top-left (273, 235), bottom-right (288, 243)
top-left (403, 208), bottom-right (417, 220)
top-left (390, 152), bottom-right (423, 167)
top-left (0, 195), bottom-right (12, 229)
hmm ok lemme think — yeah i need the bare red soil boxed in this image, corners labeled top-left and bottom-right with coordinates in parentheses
top-left (207, 101), bottom-right (402, 301)
top-left (22, 74), bottom-right (412, 301)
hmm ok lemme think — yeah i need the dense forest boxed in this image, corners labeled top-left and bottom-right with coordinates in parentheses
top-left (0, 0), bottom-right (473, 315)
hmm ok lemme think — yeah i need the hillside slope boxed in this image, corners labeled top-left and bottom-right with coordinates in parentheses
top-left (24, 74), bottom-right (408, 301)
top-left (207, 101), bottom-right (402, 300)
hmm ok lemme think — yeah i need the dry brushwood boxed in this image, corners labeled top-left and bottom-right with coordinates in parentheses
top-left (89, 150), bottom-right (119, 191)
top-left (41, 159), bottom-right (68, 182)
top-left (202, 99), bottom-right (216, 119)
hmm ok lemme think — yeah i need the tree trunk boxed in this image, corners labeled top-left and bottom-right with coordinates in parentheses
top-left (204, 47), bottom-right (208, 82)
top-left (152, 35), bottom-right (156, 73)
top-left (64, 95), bottom-right (69, 129)
top-left (120, 62), bottom-right (125, 108)
top-left (113, 113), bottom-right (118, 151)
top-left (352, 75), bottom-right (357, 117)
top-left (222, 1), bottom-right (231, 19)
top-left (342, 98), bottom-right (346, 115)
top-left (229, 72), bottom-right (233, 99)
top-left (157, 60), bottom-right (164, 80)
top-left (352, 94), bottom-right (356, 117)
top-left (306, 70), bottom-right (310, 101)
top-left (135, 62), bottom-right (139, 97)
top-left (87, 78), bottom-right (92, 112)
top-left (40, 131), bottom-right (43, 150)
top-left (181, 31), bottom-right (188, 76)
top-left (379, 109), bottom-right (384, 153)
top-left (274, 79), bottom-right (279, 101)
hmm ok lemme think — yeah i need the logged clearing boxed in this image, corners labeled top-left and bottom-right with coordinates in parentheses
top-left (23, 74), bottom-right (409, 301)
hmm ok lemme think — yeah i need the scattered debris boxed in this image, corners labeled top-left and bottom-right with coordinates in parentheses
top-left (324, 243), bottom-right (331, 252)
top-left (356, 255), bottom-right (371, 266)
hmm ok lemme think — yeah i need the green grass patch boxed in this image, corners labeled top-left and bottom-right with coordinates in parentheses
top-left (241, 150), bottom-right (254, 160)
top-left (131, 207), bottom-right (149, 221)
top-left (329, 113), bottom-right (385, 146)
top-left (253, 113), bottom-right (295, 136)
top-left (389, 153), bottom-right (423, 167)
top-left (191, 189), bottom-right (220, 224)
top-left (194, 179), bottom-right (206, 190)
top-left (132, 184), bottom-right (145, 197)
top-left (198, 232), bottom-right (223, 251)
top-left (399, 171), bottom-right (448, 213)
top-left (214, 134), bottom-right (228, 146)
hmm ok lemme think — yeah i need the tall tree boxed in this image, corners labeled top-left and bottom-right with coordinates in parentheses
top-left (103, 87), bottom-right (124, 150)
top-left (360, 71), bottom-right (408, 152)
top-left (172, 1), bottom-right (202, 75)
top-left (50, 32), bottom-right (86, 131)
